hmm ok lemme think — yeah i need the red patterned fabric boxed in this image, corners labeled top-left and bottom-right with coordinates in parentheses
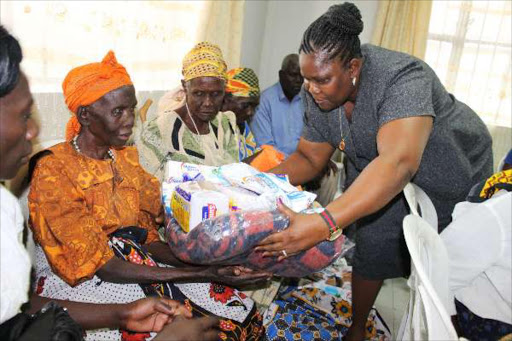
top-left (165, 210), bottom-right (347, 277)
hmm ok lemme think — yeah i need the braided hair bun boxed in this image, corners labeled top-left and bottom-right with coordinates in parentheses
top-left (325, 3), bottom-right (363, 36)
top-left (300, 2), bottom-right (363, 64)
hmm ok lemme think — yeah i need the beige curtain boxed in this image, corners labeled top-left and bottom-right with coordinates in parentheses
top-left (372, 0), bottom-right (433, 59)
top-left (197, 0), bottom-right (245, 69)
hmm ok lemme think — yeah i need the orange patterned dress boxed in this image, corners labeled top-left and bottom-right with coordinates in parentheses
top-left (28, 142), bottom-right (161, 286)
top-left (28, 142), bottom-right (262, 341)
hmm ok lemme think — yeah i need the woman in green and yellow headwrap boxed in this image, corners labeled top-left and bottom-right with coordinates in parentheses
top-left (136, 42), bottom-right (240, 181)
top-left (222, 67), bottom-right (260, 161)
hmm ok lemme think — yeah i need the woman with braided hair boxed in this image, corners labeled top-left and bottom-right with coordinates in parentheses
top-left (256, 2), bottom-right (492, 339)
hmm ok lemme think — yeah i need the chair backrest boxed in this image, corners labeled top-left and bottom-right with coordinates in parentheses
top-left (398, 214), bottom-right (458, 340)
top-left (403, 183), bottom-right (438, 231)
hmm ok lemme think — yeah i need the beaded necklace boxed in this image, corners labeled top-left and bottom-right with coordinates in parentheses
top-left (72, 135), bottom-right (115, 161)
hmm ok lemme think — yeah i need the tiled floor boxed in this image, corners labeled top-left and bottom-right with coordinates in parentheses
top-left (374, 277), bottom-right (410, 338)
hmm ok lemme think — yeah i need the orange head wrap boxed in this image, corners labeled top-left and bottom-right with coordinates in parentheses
top-left (62, 50), bottom-right (133, 141)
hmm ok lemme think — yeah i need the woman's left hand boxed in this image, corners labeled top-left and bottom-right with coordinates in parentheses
top-left (209, 266), bottom-right (272, 287)
top-left (255, 202), bottom-right (330, 261)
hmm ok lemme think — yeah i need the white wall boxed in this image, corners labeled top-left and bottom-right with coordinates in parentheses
top-left (241, 0), bottom-right (379, 90)
top-left (240, 0), bottom-right (269, 75)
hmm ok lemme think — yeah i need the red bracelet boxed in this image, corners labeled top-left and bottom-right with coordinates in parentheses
top-left (319, 209), bottom-right (338, 234)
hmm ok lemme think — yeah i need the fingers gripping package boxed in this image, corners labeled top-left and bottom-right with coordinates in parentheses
top-left (163, 161), bottom-right (352, 277)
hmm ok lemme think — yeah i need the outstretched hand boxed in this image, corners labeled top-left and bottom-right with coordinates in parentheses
top-left (121, 297), bottom-right (192, 332)
top-left (209, 265), bottom-right (272, 287)
top-left (255, 202), bottom-right (329, 261)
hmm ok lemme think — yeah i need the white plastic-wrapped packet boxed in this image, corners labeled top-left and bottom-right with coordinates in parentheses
top-left (171, 181), bottom-right (230, 232)
top-left (163, 160), bottom-right (317, 228)
top-left (165, 160), bottom-right (228, 185)
top-left (217, 163), bottom-right (260, 189)
top-left (265, 173), bottom-right (300, 194)
top-left (286, 191), bottom-right (317, 212)
top-left (215, 186), bottom-right (273, 212)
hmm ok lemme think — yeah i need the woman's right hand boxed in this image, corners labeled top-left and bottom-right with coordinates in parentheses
top-left (206, 265), bottom-right (272, 287)
top-left (255, 202), bottom-right (329, 260)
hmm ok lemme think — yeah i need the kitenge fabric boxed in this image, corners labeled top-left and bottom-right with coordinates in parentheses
top-left (239, 122), bottom-right (257, 160)
top-left (478, 169), bottom-right (512, 200)
top-left (134, 87), bottom-right (239, 182)
top-left (28, 143), bottom-right (161, 287)
top-left (466, 169), bottom-right (512, 203)
top-left (109, 226), bottom-right (263, 341)
top-left (32, 232), bottom-right (262, 341)
top-left (226, 68), bottom-right (260, 98)
top-left (182, 42), bottom-right (227, 82)
top-left (263, 258), bottom-right (391, 341)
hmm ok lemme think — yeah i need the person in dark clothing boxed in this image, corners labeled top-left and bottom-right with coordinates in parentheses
top-left (256, 3), bottom-right (492, 339)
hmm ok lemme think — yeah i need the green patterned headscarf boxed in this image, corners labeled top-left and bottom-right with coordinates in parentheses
top-left (225, 67), bottom-right (260, 97)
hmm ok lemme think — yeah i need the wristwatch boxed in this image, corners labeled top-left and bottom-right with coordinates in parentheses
top-left (327, 226), bottom-right (343, 241)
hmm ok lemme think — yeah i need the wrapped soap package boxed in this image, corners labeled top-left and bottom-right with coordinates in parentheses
top-left (165, 210), bottom-right (353, 277)
top-left (171, 182), bottom-right (229, 232)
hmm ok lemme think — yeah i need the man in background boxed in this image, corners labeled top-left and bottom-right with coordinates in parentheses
top-left (250, 54), bottom-right (304, 157)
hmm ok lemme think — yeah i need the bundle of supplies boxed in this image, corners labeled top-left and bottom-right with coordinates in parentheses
top-left (165, 210), bottom-right (352, 277)
top-left (163, 161), bottom-right (351, 277)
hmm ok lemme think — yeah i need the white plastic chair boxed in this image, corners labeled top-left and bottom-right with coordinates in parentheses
top-left (403, 182), bottom-right (438, 231)
top-left (397, 215), bottom-right (459, 340)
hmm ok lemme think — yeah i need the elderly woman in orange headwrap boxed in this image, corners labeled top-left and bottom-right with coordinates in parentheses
top-left (28, 51), bottom-right (268, 340)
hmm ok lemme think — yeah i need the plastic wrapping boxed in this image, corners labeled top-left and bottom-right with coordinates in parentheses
top-left (163, 161), bottom-right (317, 231)
top-left (165, 210), bottom-right (354, 277)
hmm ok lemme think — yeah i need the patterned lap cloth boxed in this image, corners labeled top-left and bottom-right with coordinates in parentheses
top-left (262, 257), bottom-right (391, 340)
top-left (110, 226), bottom-right (263, 341)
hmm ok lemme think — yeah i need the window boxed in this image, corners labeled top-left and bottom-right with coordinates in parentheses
top-left (425, 1), bottom-right (511, 127)
top-left (0, 1), bottom-right (207, 92)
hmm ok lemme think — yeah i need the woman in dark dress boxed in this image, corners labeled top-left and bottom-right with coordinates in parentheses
top-left (257, 3), bottom-right (492, 339)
